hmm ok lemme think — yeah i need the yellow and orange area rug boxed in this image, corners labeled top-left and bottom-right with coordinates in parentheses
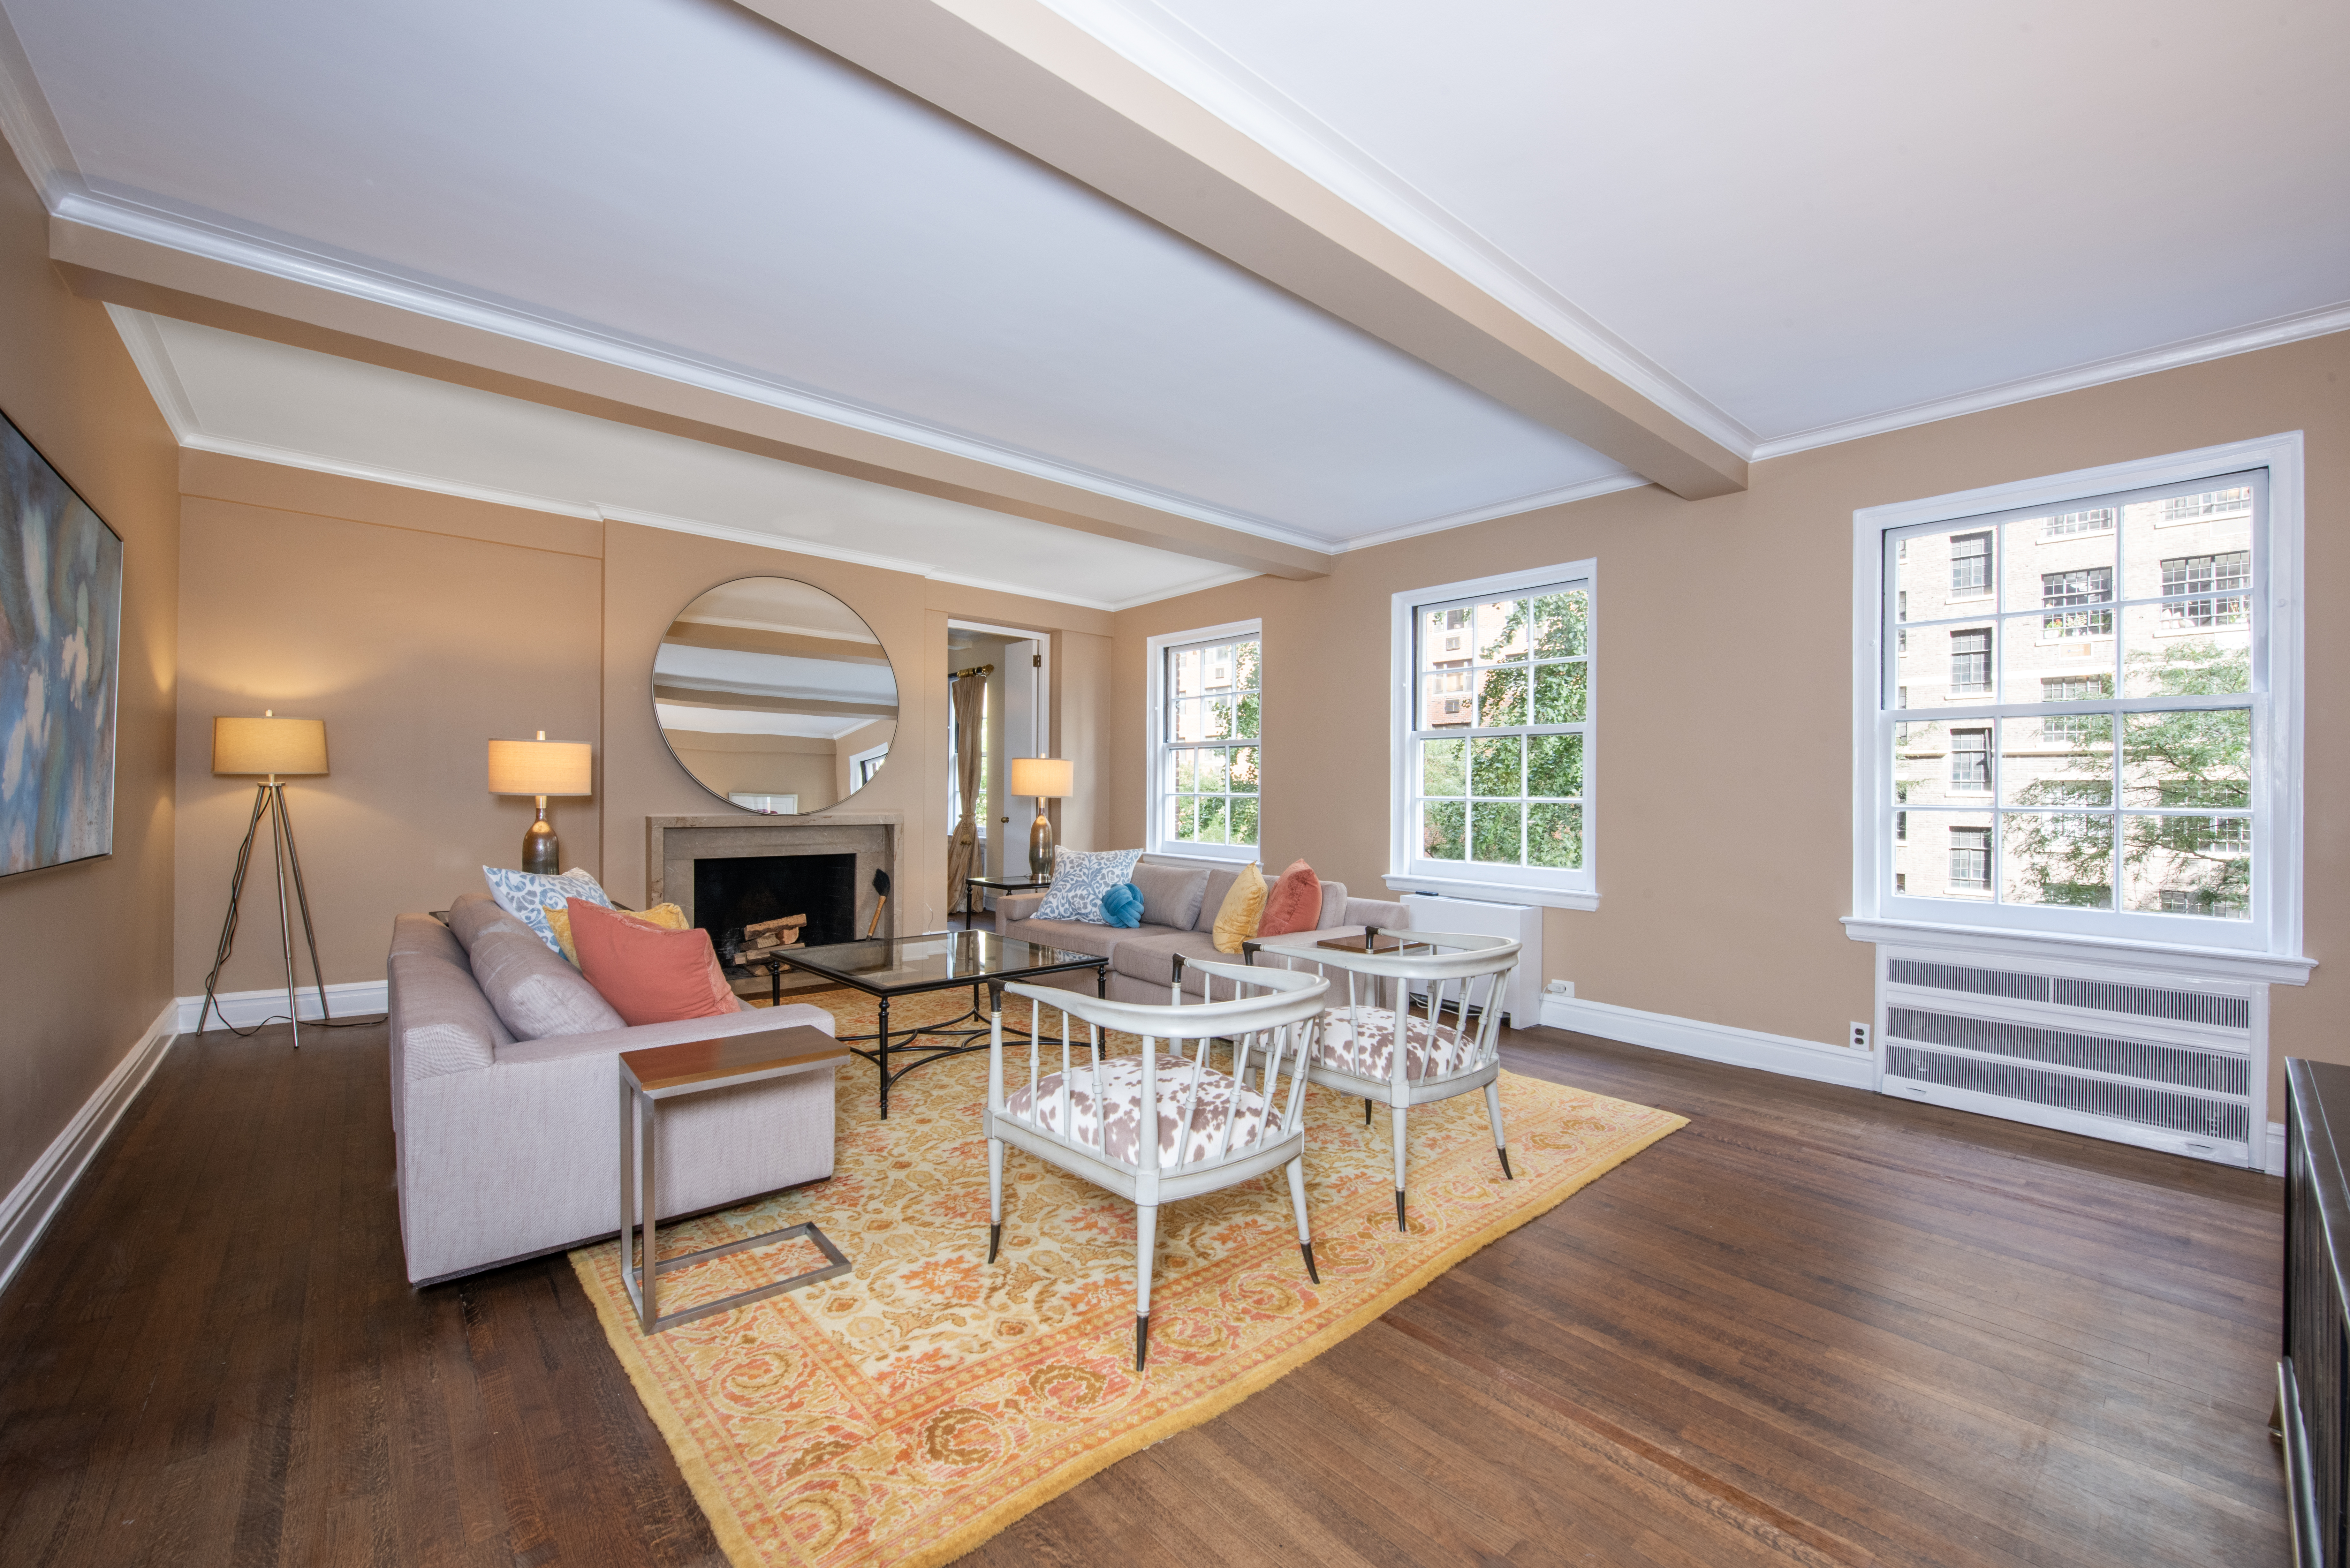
top-left (570, 989), bottom-right (1684, 1568)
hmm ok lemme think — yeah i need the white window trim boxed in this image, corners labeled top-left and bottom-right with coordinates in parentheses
top-left (1383, 558), bottom-right (1600, 912)
top-left (1144, 618), bottom-right (1263, 864)
top-left (1846, 432), bottom-right (2311, 985)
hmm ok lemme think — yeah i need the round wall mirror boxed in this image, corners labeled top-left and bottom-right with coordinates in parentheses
top-left (655, 577), bottom-right (897, 813)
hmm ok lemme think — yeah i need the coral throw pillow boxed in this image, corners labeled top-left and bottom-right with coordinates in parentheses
top-left (1257, 859), bottom-right (1323, 938)
top-left (1211, 862), bottom-right (1268, 954)
top-left (567, 899), bottom-right (738, 1025)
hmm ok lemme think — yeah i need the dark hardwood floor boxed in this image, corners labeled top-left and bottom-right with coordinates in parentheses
top-left (0, 1014), bottom-right (2287, 1567)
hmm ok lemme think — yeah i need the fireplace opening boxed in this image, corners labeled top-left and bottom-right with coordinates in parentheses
top-left (694, 853), bottom-right (857, 964)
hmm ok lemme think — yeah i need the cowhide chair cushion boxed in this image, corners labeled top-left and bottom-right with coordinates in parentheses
top-left (1004, 1053), bottom-right (1277, 1165)
top-left (1309, 1007), bottom-right (1478, 1083)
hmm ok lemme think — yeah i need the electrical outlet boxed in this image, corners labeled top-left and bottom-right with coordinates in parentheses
top-left (1850, 1021), bottom-right (1873, 1051)
top-left (1544, 979), bottom-right (1573, 997)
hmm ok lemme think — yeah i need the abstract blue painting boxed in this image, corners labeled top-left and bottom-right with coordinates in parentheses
top-left (0, 408), bottom-right (121, 876)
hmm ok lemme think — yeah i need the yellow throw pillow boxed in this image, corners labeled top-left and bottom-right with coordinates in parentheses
top-left (545, 899), bottom-right (688, 965)
top-left (1211, 863), bottom-right (1267, 954)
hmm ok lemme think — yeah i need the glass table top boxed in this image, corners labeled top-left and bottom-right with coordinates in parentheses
top-left (782, 929), bottom-right (1103, 993)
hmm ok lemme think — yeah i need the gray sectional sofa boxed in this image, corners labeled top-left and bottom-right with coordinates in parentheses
top-left (1000, 857), bottom-right (1406, 1003)
top-left (386, 893), bottom-right (840, 1285)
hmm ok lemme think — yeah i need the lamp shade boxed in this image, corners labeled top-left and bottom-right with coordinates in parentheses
top-left (213, 716), bottom-right (329, 776)
top-left (1009, 757), bottom-right (1073, 799)
top-left (487, 738), bottom-right (594, 796)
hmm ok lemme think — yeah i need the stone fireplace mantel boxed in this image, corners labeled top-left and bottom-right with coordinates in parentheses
top-left (646, 813), bottom-right (902, 944)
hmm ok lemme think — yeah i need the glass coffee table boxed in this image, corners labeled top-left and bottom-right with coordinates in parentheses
top-left (779, 930), bottom-right (1107, 1118)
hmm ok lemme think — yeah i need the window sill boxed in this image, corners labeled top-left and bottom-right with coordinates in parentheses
top-left (1841, 915), bottom-right (2315, 985)
top-left (1145, 845), bottom-right (1260, 866)
top-left (1382, 873), bottom-right (1597, 911)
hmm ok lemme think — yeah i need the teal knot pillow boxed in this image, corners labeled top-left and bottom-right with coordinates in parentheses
top-left (1100, 881), bottom-right (1144, 928)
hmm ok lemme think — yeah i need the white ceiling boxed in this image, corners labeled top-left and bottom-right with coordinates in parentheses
top-left (10, 0), bottom-right (1632, 545)
top-left (125, 310), bottom-right (1255, 610)
top-left (1100, 0), bottom-right (2350, 446)
top-left (6, 0), bottom-right (2344, 573)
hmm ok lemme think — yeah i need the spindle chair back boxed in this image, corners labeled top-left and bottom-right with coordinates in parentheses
top-left (986, 960), bottom-right (1330, 1370)
top-left (1247, 929), bottom-right (1520, 1230)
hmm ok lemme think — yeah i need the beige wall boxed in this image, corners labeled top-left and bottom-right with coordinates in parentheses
top-left (174, 471), bottom-right (603, 994)
top-left (0, 151), bottom-right (182, 1196)
top-left (1112, 331), bottom-right (2350, 1109)
top-left (1055, 629), bottom-right (1113, 854)
top-left (170, 485), bottom-right (1111, 988)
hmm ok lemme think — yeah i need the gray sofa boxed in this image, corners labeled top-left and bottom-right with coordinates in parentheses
top-left (1000, 857), bottom-right (1406, 1003)
top-left (387, 893), bottom-right (840, 1285)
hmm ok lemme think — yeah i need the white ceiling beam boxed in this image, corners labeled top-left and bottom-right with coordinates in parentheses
top-left (740, 0), bottom-right (1748, 501)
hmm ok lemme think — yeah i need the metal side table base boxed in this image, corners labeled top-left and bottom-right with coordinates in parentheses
top-left (618, 1026), bottom-right (855, 1335)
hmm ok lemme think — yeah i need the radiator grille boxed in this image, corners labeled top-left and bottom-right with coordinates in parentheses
top-left (1886, 1044), bottom-right (2249, 1143)
top-left (1886, 1006), bottom-right (2249, 1096)
top-left (1886, 959), bottom-right (2046, 1002)
top-left (1887, 957), bottom-right (2249, 1030)
top-left (2046, 977), bottom-right (2249, 1030)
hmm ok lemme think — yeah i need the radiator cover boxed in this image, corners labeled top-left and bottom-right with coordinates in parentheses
top-left (1877, 946), bottom-right (2263, 1167)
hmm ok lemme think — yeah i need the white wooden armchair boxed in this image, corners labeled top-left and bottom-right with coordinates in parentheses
top-left (986, 960), bottom-right (1330, 1370)
top-left (1248, 930), bottom-right (1520, 1231)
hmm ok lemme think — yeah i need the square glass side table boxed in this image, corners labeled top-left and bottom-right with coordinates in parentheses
top-left (619, 1025), bottom-right (854, 1335)
top-left (961, 872), bottom-right (1050, 929)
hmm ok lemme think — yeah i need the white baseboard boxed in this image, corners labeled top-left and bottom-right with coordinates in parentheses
top-left (2267, 1121), bottom-right (2287, 1177)
top-left (0, 1000), bottom-right (178, 1297)
top-left (174, 979), bottom-right (388, 1033)
top-left (1537, 995), bottom-right (1875, 1090)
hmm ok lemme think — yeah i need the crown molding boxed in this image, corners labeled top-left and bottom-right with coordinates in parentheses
top-left (101, 303), bottom-right (200, 442)
top-left (1333, 472), bottom-right (1652, 553)
top-left (1753, 299), bottom-right (2350, 462)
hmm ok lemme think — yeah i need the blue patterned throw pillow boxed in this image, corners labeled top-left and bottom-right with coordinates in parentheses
top-left (483, 865), bottom-right (612, 953)
top-left (1032, 848), bottom-right (1143, 925)
top-left (1100, 881), bottom-right (1144, 928)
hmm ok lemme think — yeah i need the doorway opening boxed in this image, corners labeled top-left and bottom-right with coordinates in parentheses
top-left (947, 620), bottom-right (1049, 928)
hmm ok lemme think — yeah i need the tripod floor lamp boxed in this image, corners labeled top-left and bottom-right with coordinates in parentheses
top-left (199, 711), bottom-right (332, 1046)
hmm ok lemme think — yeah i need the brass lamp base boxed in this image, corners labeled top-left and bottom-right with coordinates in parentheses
top-left (522, 803), bottom-right (560, 875)
top-left (1028, 804), bottom-right (1055, 878)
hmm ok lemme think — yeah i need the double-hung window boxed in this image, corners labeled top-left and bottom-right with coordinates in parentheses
top-left (1856, 436), bottom-right (2304, 955)
top-left (1388, 560), bottom-right (1596, 908)
top-left (1144, 621), bottom-right (1261, 860)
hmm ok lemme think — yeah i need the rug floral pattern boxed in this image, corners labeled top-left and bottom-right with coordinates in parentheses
top-left (571, 989), bottom-right (1684, 1568)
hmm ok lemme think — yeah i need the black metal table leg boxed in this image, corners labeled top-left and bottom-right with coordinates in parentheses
top-left (877, 995), bottom-right (891, 1119)
top-left (1097, 963), bottom-right (1107, 998)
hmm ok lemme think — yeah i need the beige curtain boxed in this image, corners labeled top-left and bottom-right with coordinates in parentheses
top-left (946, 670), bottom-right (987, 918)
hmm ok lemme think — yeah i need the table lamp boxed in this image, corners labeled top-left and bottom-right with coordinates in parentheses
top-left (489, 732), bottom-right (594, 874)
top-left (198, 710), bottom-right (333, 1047)
top-left (1008, 757), bottom-right (1073, 877)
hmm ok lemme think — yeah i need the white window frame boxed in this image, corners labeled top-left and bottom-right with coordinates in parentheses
top-left (1846, 433), bottom-right (2312, 984)
top-left (1384, 558), bottom-right (1598, 910)
top-left (1144, 618), bottom-right (1263, 864)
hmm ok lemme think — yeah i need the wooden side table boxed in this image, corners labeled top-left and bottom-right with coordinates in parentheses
top-left (619, 1026), bottom-right (854, 1335)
